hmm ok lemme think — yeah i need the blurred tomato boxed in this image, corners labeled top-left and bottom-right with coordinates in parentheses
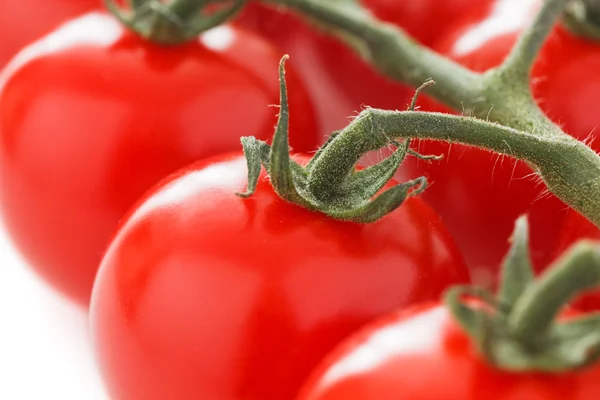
top-left (237, 3), bottom-right (413, 134)
top-left (363, 0), bottom-right (493, 46)
top-left (0, 0), bottom-right (99, 67)
top-left (0, 12), bottom-right (319, 305)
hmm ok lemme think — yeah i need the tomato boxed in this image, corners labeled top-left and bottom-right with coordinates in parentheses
top-left (90, 153), bottom-right (469, 400)
top-left (236, 3), bottom-right (413, 134)
top-left (0, 12), bottom-right (319, 305)
top-left (404, 0), bottom-right (600, 273)
top-left (362, 0), bottom-right (494, 46)
top-left (298, 302), bottom-right (600, 400)
top-left (0, 0), bottom-right (99, 67)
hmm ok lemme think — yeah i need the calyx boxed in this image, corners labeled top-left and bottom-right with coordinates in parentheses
top-left (447, 216), bottom-right (600, 372)
top-left (105, 0), bottom-right (247, 45)
top-left (238, 56), bottom-right (430, 223)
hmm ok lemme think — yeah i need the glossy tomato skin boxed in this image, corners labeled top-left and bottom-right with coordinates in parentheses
top-left (298, 303), bottom-right (600, 400)
top-left (0, 12), bottom-right (319, 305)
top-left (90, 153), bottom-right (469, 400)
top-left (0, 0), bottom-right (99, 67)
top-left (407, 0), bottom-right (591, 273)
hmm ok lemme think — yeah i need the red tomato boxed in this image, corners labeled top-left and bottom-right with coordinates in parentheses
top-left (0, 12), bottom-right (319, 305)
top-left (90, 153), bottom-right (469, 400)
top-left (237, 3), bottom-right (413, 134)
top-left (404, 0), bottom-right (600, 273)
top-left (362, 0), bottom-right (494, 46)
top-left (0, 0), bottom-right (99, 67)
top-left (298, 303), bottom-right (600, 400)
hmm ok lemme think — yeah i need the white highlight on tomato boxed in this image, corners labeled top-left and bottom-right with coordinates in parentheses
top-left (200, 25), bottom-right (236, 51)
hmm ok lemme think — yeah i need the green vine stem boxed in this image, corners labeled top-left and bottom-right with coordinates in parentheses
top-left (446, 216), bottom-right (600, 372)
top-left (105, 0), bottom-right (247, 44)
top-left (308, 109), bottom-right (600, 227)
top-left (260, 0), bottom-right (600, 228)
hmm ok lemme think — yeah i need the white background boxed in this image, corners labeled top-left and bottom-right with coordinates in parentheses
top-left (0, 225), bottom-right (109, 399)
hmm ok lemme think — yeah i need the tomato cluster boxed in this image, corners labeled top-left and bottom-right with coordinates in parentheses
top-left (2, 1), bottom-right (600, 399)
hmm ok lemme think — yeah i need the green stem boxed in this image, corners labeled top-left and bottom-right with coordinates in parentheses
top-left (262, 0), bottom-right (600, 226)
top-left (509, 241), bottom-right (600, 344)
top-left (265, 0), bottom-right (482, 115)
top-left (498, 0), bottom-right (569, 84)
top-left (308, 109), bottom-right (600, 227)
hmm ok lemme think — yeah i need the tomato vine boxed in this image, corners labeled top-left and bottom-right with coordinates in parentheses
top-left (254, 0), bottom-right (600, 229)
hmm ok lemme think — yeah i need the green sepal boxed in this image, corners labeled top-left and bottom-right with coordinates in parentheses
top-left (238, 55), bottom-right (429, 224)
top-left (336, 141), bottom-right (409, 201)
top-left (237, 137), bottom-right (270, 198)
top-left (445, 216), bottom-right (600, 373)
top-left (104, 0), bottom-right (247, 45)
top-left (325, 177), bottom-right (426, 223)
top-left (497, 216), bottom-right (535, 311)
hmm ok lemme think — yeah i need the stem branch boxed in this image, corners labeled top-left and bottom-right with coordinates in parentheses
top-left (308, 109), bottom-right (600, 227)
top-left (497, 0), bottom-right (569, 83)
top-left (261, 0), bottom-right (600, 225)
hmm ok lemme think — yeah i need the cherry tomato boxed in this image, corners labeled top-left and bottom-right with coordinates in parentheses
top-left (0, 0), bottom-right (99, 67)
top-left (362, 0), bottom-right (494, 46)
top-left (0, 12), bottom-right (319, 305)
top-left (298, 302), bottom-right (600, 400)
top-left (90, 153), bottom-right (469, 400)
top-left (404, 0), bottom-right (600, 273)
top-left (236, 3), bottom-right (413, 134)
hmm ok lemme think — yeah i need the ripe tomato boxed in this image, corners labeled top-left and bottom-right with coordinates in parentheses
top-left (0, 12), bottom-right (319, 305)
top-left (298, 303), bottom-right (600, 400)
top-left (90, 153), bottom-right (469, 400)
top-left (0, 0), bottom-right (98, 67)
top-left (405, 0), bottom-right (600, 273)
top-left (362, 0), bottom-right (493, 46)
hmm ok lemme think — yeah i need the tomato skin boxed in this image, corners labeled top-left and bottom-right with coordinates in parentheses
top-left (362, 0), bottom-right (493, 46)
top-left (0, 0), bottom-right (99, 67)
top-left (298, 303), bottom-right (600, 400)
top-left (0, 13), bottom-right (319, 305)
top-left (90, 153), bottom-right (469, 400)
